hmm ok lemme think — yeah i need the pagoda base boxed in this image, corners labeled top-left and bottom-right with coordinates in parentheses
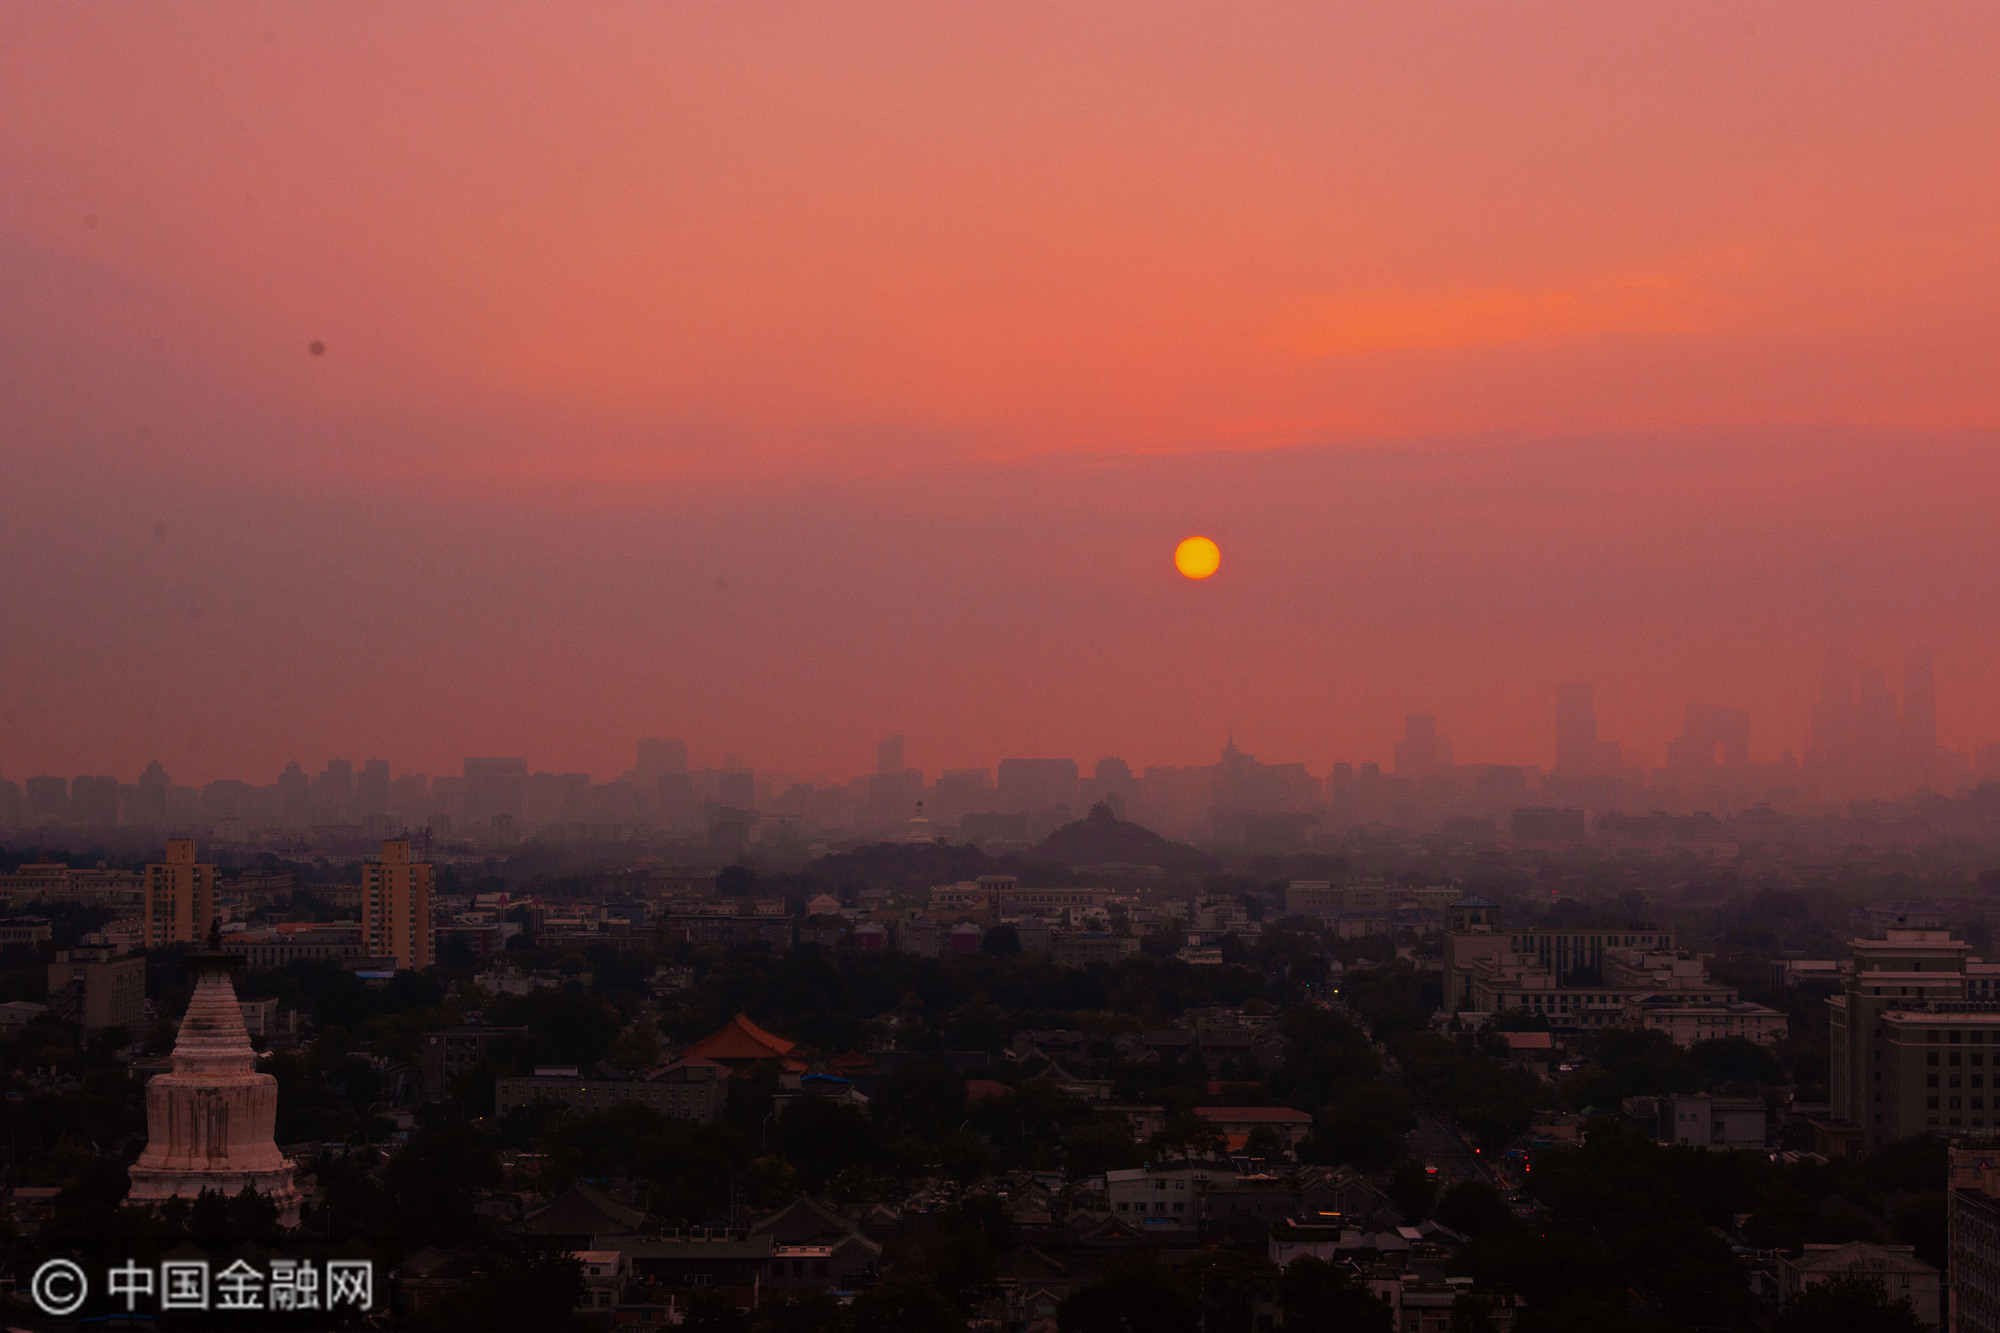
top-left (127, 1164), bottom-right (302, 1229)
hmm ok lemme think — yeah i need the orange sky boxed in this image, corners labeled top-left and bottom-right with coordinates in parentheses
top-left (5, 4), bottom-right (2000, 784)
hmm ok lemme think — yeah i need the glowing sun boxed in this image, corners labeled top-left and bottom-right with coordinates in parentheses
top-left (1174, 535), bottom-right (1221, 579)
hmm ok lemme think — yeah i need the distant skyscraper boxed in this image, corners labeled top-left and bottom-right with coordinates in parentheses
top-left (317, 760), bottom-right (354, 821)
top-left (356, 759), bottom-right (390, 817)
top-left (716, 770), bottom-right (755, 809)
top-left (69, 775), bottom-right (119, 825)
top-left (276, 761), bottom-right (310, 825)
top-left (133, 761), bottom-right (170, 824)
top-left (144, 839), bottom-right (217, 948)
top-left (868, 736), bottom-right (920, 829)
top-left (1665, 704), bottom-right (1750, 775)
top-left (24, 776), bottom-right (68, 823)
top-left (1810, 641), bottom-right (1941, 799)
top-left (462, 757), bottom-right (527, 823)
top-left (1393, 714), bottom-right (1453, 778)
top-left (636, 738), bottom-right (689, 782)
top-left (1904, 646), bottom-right (1938, 753)
top-left (997, 758), bottom-right (1080, 814)
top-left (362, 838), bottom-right (433, 970)
top-left (1554, 684), bottom-right (1622, 779)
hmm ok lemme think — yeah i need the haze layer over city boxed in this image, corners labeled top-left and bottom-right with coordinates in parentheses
top-left (6, 7), bottom-right (2000, 1333)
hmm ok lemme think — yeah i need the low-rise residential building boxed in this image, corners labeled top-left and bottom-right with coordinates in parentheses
top-left (1194, 1106), bottom-right (1314, 1151)
top-left (494, 1058), bottom-right (733, 1123)
top-left (221, 922), bottom-right (369, 968)
top-left (1951, 1145), bottom-right (2000, 1333)
top-left (421, 1024), bottom-right (531, 1102)
top-left (1623, 993), bottom-right (1790, 1045)
top-left (0, 916), bottom-right (52, 948)
top-left (1658, 1092), bottom-right (1768, 1150)
top-left (46, 945), bottom-right (144, 1032)
top-left (1778, 1240), bottom-right (1938, 1328)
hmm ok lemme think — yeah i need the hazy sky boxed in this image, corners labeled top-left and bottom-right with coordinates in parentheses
top-left (5, 4), bottom-right (2000, 784)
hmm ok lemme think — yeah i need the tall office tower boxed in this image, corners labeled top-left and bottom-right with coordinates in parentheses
top-left (996, 758), bottom-right (1080, 814)
top-left (1393, 713), bottom-right (1454, 779)
top-left (716, 770), bottom-right (756, 809)
top-left (636, 739), bottom-right (689, 783)
top-left (24, 776), bottom-right (69, 823)
top-left (317, 760), bottom-right (354, 821)
top-left (276, 762), bottom-right (310, 825)
top-left (133, 761), bottom-right (170, 824)
top-left (362, 839), bottom-right (433, 970)
top-left (1554, 684), bottom-right (1623, 778)
top-left (1905, 648), bottom-right (1939, 788)
top-left (356, 759), bottom-right (391, 817)
top-left (462, 758), bottom-right (527, 825)
top-left (69, 775), bottom-right (120, 825)
top-left (877, 735), bottom-right (906, 776)
top-left (144, 839), bottom-right (218, 948)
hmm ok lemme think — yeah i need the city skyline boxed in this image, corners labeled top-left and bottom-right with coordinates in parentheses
top-left (5, 643), bottom-right (1990, 798)
top-left (8, 8), bottom-right (2000, 796)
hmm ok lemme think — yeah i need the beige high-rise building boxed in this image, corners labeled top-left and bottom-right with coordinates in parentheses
top-left (362, 838), bottom-right (433, 970)
top-left (144, 839), bottom-right (217, 948)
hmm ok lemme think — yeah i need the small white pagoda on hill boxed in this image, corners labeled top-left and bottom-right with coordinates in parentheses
top-left (127, 924), bottom-right (301, 1226)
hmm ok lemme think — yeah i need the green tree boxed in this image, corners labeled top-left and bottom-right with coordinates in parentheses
top-left (1277, 1255), bottom-right (1392, 1333)
top-left (1773, 1273), bottom-right (1927, 1333)
top-left (1436, 1179), bottom-right (1516, 1237)
top-left (849, 1271), bottom-right (962, 1333)
top-left (677, 1290), bottom-right (751, 1333)
top-left (1391, 1157), bottom-right (1439, 1221)
top-left (1058, 1264), bottom-right (1199, 1333)
top-left (774, 1097), bottom-right (877, 1188)
top-left (1451, 1294), bottom-right (1499, 1333)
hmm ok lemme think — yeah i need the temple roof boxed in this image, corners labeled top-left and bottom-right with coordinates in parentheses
top-left (517, 1181), bottom-right (650, 1238)
top-left (686, 1012), bottom-right (797, 1062)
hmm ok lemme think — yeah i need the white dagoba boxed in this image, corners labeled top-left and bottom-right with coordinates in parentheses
top-left (127, 926), bottom-right (301, 1226)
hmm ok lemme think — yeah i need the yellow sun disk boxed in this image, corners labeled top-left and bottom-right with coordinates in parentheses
top-left (1175, 536), bottom-right (1221, 579)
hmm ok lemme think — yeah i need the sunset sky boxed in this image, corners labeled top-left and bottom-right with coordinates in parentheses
top-left (5, 3), bottom-right (2000, 784)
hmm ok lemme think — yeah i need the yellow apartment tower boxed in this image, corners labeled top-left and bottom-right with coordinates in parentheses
top-left (144, 839), bottom-right (218, 948)
top-left (363, 839), bottom-right (433, 970)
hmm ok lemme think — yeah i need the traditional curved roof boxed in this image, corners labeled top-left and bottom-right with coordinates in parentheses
top-left (686, 1012), bottom-right (797, 1062)
top-left (1451, 894), bottom-right (1499, 909)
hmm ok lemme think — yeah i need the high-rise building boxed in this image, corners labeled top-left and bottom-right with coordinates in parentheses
top-left (1809, 643), bottom-right (1943, 800)
top-left (356, 759), bottom-right (391, 816)
top-left (144, 839), bottom-right (218, 948)
top-left (636, 738), bottom-right (689, 783)
top-left (462, 757), bottom-right (527, 825)
top-left (276, 761), bottom-right (310, 825)
top-left (1826, 928), bottom-right (2000, 1151)
top-left (1393, 714), bottom-right (1453, 779)
top-left (1905, 646), bottom-right (1939, 754)
top-left (996, 758), bottom-right (1080, 814)
top-left (24, 776), bottom-right (68, 823)
top-left (69, 775), bottom-right (120, 825)
top-left (877, 735), bottom-right (906, 776)
top-left (133, 761), bottom-right (170, 824)
top-left (716, 770), bottom-right (756, 809)
top-left (362, 838), bottom-right (433, 970)
top-left (1554, 684), bottom-right (1622, 779)
top-left (316, 759), bottom-right (354, 821)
